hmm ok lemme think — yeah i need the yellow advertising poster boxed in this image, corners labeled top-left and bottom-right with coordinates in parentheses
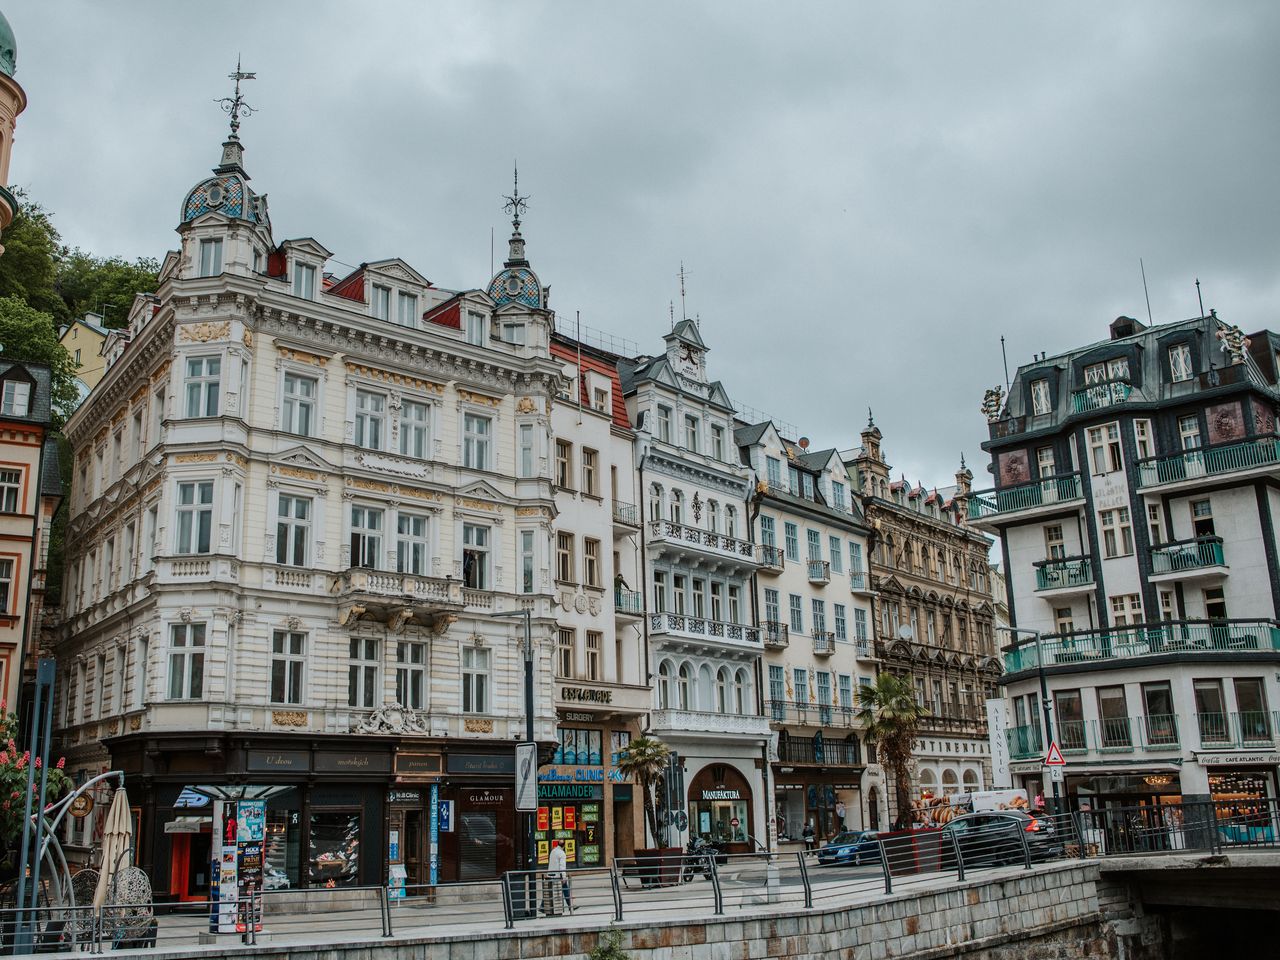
top-left (551, 806), bottom-right (563, 830)
top-left (537, 840), bottom-right (549, 864)
top-left (564, 838), bottom-right (576, 862)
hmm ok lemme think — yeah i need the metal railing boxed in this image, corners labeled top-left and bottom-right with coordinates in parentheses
top-left (848, 571), bottom-right (868, 591)
top-left (649, 612), bottom-right (762, 645)
top-left (765, 699), bottom-right (858, 728)
top-left (611, 501), bottom-right (639, 526)
top-left (614, 589), bottom-right (643, 615)
top-left (1193, 710), bottom-right (1279, 749)
top-left (647, 520), bottom-right (757, 560)
top-left (1002, 618), bottom-right (1280, 672)
top-left (757, 544), bottom-right (785, 571)
top-left (762, 620), bottom-right (789, 648)
top-left (807, 560), bottom-right (830, 584)
top-left (1150, 536), bottom-right (1225, 575)
top-left (776, 737), bottom-right (862, 765)
top-left (1071, 379), bottom-right (1132, 413)
top-left (1137, 436), bottom-right (1280, 489)
top-left (967, 473), bottom-right (1083, 520)
top-left (1034, 556), bottom-right (1094, 592)
top-left (812, 632), bottom-right (836, 655)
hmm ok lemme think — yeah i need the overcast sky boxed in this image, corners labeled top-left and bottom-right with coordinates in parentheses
top-left (8, 2), bottom-right (1278, 487)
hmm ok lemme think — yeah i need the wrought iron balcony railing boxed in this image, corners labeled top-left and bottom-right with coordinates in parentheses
top-left (1034, 556), bottom-right (1094, 592)
top-left (967, 473), bottom-right (1083, 521)
top-left (1149, 536), bottom-right (1226, 575)
top-left (1137, 436), bottom-right (1280, 490)
top-left (1002, 619), bottom-right (1280, 673)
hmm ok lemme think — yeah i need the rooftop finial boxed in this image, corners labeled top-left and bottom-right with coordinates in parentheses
top-left (502, 162), bottom-right (529, 236)
top-left (678, 262), bottom-right (690, 321)
top-left (217, 56), bottom-right (256, 142)
top-left (867, 407), bottom-right (875, 427)
top-left (960, 452), bottom-right (967, 469)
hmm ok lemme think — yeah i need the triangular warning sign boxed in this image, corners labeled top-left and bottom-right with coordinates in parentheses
top-left (1044, 742), bottom-right (1066, 766)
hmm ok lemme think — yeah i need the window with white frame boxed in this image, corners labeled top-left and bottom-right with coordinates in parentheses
top-left (281, 373), bottom-right (317, 436)
top-left (1044, 524), bottom-right (1065, 560)
top-left (784, 522), bottom-right (799, 561)
top-left (175, 481), bottom-right (214, 554)
top-left (347, 637), bottom-right (379, 708)
top-left (812, 598), bottom-right (827, 634)
top-left (0, 469), bottom-right (19, 512)
top-left (1030, 379), bottom-right (1051, 415)
top-left (854, 607), bottom-right (868, 640)
top-left (584, 538), bottom-right (601, 588)
top-left (829, 536), bottom-right (843, 573)
top-left (806, 529), bottom-right (822, 561)
top-left (1099, 507), bottom-right (1133, 558)
top-left (582, 449), bottom-right (598, 496)
top-left (167, 623), bottom-right (205, 700)
top-left (591, 386), bottom-right (608, 411)
top-left (293, 262), bottom-right (316, 300)
top-left (519, 529), bottom-right (535, 593)
top-left (849, 542), bottom-right (862, 573)
top-left (655, 405), bottom-right (671, 442)
top-left (400, 400), bottom-right (430, 458)
top-left (1169, 344), bottom-right (1193, 382)
top-left (397, 291), bottom-right (418, 328)
top-left (183, 356), bottom-right (220, 417)
top-left (725, 505), bottom-right (736, 537)
top-left (276, 493), bottom-right (311, 566)
top-left (556, 531), bottom-right (574, 583)
top-left (270, 630), bottom-right (305, 705)
top-left (585, 631), bottom-right (602, 681)
top-left (1, 380), bottom-right (30, 417)
top-left (834, 604), bottom-right (848, 640)
top-left (832, 480), bottom-right (846, 511)
top-left (153, 387), bottom-right (165, 443)
top-left (1147, 503), bottom-right (1163, 545)
top-left (1087, 423), bottom-right (1122, 474)
top-left (350, 505), bottom-right (383, 569)
top-left (517, 423), bottom-right (536, 478)
top-left (1178, 414), bottom-right (1202, 450)
top-left (500, 321), bottom-right (526, 345)
top-left (669, 490), bottom-right (683, 524)
top-left (397, 512), bottom-right (429, 575)
top-left (1036, 446), bottom-right (1055, 478)
top-left (789, 594), bottom-right (803, 633)
top-left (371, 284), bottom-right (391, 320)
top-left (354, 389), bottom-right (385, 450)
top-left (462, 523), bottom-right (490, 589)
top-left (711, 424), bottom-right (724, 461)
top-left (463, 413), bottom-right (492, 470)
top-left (465, 311), bottom-right (487, 346)
top-left (555, 440), bottom-right (572, 488)
top-left (396, 641), bottom-right (425, 709)
top-left (556, 628), bottom-right (574, 678)
top-left (728, 584), bottom-right (742, 622)
top-left (1134, 420), bottom-right (1153, 459)
top-left (1110, 594), bottom-right (1143, 626)
top-left (653, 571), bottom-right (667, 613)
top-left (764, 588), bottom-right (779, 623)
top-left (462, 646), bottom-right (489, 712)
top-left (198, 238), bottom-right (223, 277)
top-left (0, 558), bottom-right (11, 614)
top-left (793, 667), bottom-right (808, 704)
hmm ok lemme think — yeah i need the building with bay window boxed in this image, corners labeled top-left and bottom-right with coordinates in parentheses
top-left (975, 313), bottom-right (1280, 812)
top-left (55, 115), bottom-right (564, 895)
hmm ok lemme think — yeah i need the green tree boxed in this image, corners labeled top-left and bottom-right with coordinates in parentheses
top-left (0, 192), bottom-right (66, 323)
top-left (0, 296), bottom-right (78, 416)
top-left (614, 735), bottom-right (671, 847)
top-left (857, 673), bottom-right (929, 831)
top-left (57, 249), bottom-right (159, 328)
top-left (0, 708), bottom-right (72, 870)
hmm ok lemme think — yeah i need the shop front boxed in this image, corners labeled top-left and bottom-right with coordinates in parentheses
top-left (687, 764), bottom-right (755, 852)
top-left (771, 769), bottom-right (862, 842)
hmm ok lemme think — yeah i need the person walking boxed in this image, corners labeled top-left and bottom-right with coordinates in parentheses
top-left (802, 820), bottom-right (816, 853)
top-left (547, 840), bottom-right (572, 915)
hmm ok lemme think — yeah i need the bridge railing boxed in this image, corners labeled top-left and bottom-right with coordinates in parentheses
top-left (1074, 798), bottom-right (1280, 856)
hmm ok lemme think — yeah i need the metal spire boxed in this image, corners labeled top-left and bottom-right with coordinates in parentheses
top-left (678, 262), bottom-right (690, 321)
top-left (216, 56), bottom-right (257, 141)
top-left (502, 162), bottom-right (529, 236)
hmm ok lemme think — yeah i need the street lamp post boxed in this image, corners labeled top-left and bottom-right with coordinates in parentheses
top-left (493, 609), bottom-right (536, 914)
top-left (998, 627), bottom-right (1061, 814)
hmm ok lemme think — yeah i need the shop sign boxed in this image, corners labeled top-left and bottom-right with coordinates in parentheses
top-left (537, 783), bottom-right (602, 800)
top-left (700, 789), bottom-right (741, 801)
top-left (69, 794), bottom-right (94, 819)
top-left (428, 783), bottom-right (439, 886)
top-left (538, 767), bottom-right (631, 783)
top-left (395, 753), bottom-right (442, 777)
top-left (466, 790), bottom-right (507, 806)
top-left (560, 686), bottom-right (613, 704)
top-left (247, 750), bottom-right (309, 773)
top-left (1009, 762), bottom-right (1042, 775)
top-left (164, 819), bottom-right (204, 834)
top-left (388, 789), bottom-right (421, 806)
top-left (562, 712), bottom-right (594, 723)
top-left (1194, 751), bottom-right (1278, 765)
top-left (314, 752), bottom-right (392, 774)
top-left (448, 753), bottom-right (515, 776)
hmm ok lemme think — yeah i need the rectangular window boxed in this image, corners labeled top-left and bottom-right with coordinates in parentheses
top-left (789, 594), bottom-right (803, 633)
top-left (465, 311), bottom-right (487, 345)
top-left (769, 665), bottom-right (785, 711)
top-left (1036, 446), bottom-right (1055, 478)
top-left (517, 423), bottom-right (536, 478)
top-left (175, 481), bottom-right (214, 554)
top-left (684, 415), bottom-right (699, 452)
top-left (585, 631), bottom-right (602, 681)
top-left (354, 389), bottom-right (385, 450)
top-left (839, 675), bottom-right (853, 711)
top-left (592, 386), bottom-right (608, 411)
top-left (1141, 681), bottom-right (1177, 745)
top-left (834, 604), bottom-right (847, 640)
top-left (396, 641), bottom-right (425, 709)
top-left (1, 381), bottom-right (31, 416)
top-left (462, 646), bottom-right (489, 713)
top-left (462, 523), bottom-right (490, 589)
top-left (764, 588), bottom-right (779, 623)
top-left (1109, 593), bottom-right (1143, 626)
top-left (1191, 498), bottom-right (1215, 538)
top-left (1087, 423), bottom-right (1122, 474)
top-left (198, 238), bottom-right (223, 277)
top-left (0, 558), bottom-right (11, 615)
top-left (1179, 415), bottom-right (1202, 450)
top-left (766, 457), bottom-right (781, 487)
top-left (793, 668), bottom-right (808, 705)
top-left (806, 529), bottom-right (821, 561)
top-left (293, 263), bottom-right (316, 299)
top-left (656, 405), bottom-right (671, 442)
top-left (584, 538), bottom-right (601, 588)
top-left (761, 515), bottom-right (776, 548)
top-left (1044, 524), bottom-right (1065, 560)
top-left (1096, 686), bottom-right (1131, 747)
top-left (728, 584), bottom-right (741, 622)
top-left (167, 623), bottom-right (205, 700)
top-left (556, 531), bottom-right (574, 583)
top-left (653, 571), bottom-right (667, 613)
top-left (400, 400), bottom-right (430, 458)
top-left (396, 512), bottom-right (429, 575)
top-left (350, 505), bottom-right (383, 569)
top-left (1148, 504), bottom-right (1162, 545)
top-left (1159, 589), bottom-right (1175, 621)
top-left (802, 474), bottom-right (814, 499)
top-left (270, 630), bottom-right (306, 705)
top-left (1053, 605), bottom-right (1075, 634)
top-left (397, 291), bottom-right (418, 328)
top-left (520, 530), bottom-right (535, 594)
top-left (276, 493), bottom-right (311, 566)
top-left (371, 284), bottom-right (391, 320)
top-left (282, 373), bottom-right (317, 436)
top-left (555, 440), bottom-right (573, 488)
top-left (1194, 679), bottom-right (1227, 742)
top-left (849, 542), bottom-right (862, 573)
top-left (1169, 344), bottom-right (1193, 382)
top-left (501, 321), bottom-right (526, 345)
top-left (811, 599), bottom-right (827, 633)
top-left (1100, 507), bottom-right (1133, 558)
top-left (153, 387), bottom-right (165, 444)
top-left (672, 574), bottom-right (686, 614)
top-left (347, 637), bottom-right (379, 708)
top-left (1134, 420), bottom-right (1153, 459)
top-left (853, 608), bottom-right (868, 640)
top-left (1030, 379), bottom-right (1051, 415)
top-left (711, 424), bottom-right (725, 461)
top-left (184, 356), bottom-right (220, 417)
top-left (131, 410), bottom-right (143, 461)
top-left (784, 522), bottom-right (799, 561)
top-left (463, 413), bottom-right (492, 470)
top-left (0, 468), bottom-right (19, 513)
top-left (582, 449), bottom-right (598, 496)
top-left (1234, 678), bottom-right (1270, 741)
top-left (829, 536), bottom-right (843, 572)
top-left (557, 628), bottom-right (574, 678)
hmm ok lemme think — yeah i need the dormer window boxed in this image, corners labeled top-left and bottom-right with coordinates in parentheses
top-left (1169, 344), bottom-right (1193, 383)
top-left (371, 285), bottom-right (391, 320)
top-left (397, 292), bottom-right (418, 328)
top-left (500, 321), bottom-right (526, 345)
top-left (293, 263), bottom-right (316, 300)
top-left (1030, 378), bottom-right (1051, 416)
top-left (198, 238), bottom-right (223, 278)
top-left (1, 381), bottom-right (30, 417)
top-left (466, 311), bottom-right (487, 346)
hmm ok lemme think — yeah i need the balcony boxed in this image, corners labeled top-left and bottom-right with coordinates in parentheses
top-left (758, 544), bottom-right (785, 574)
top-left (615, 589), bottom-right (643, 617)
top-left (766, 700), bottom-right (858, 729)
top-left (1015, 714), bottom-right (1183, 758)
top-left (807, 560), bottom-right (831, 585)
top-left (776, 736), bottom-right (863, 766)
top-left (1149, 536), bottom-right (1227, 582)
top-left (1071, 379), bottom-right (1132, 414)
top-left (1194, 711), bottom-right (1280, 750)
top-left (812, 632), bottom-right (836, 655)
top-left (854, 639), bottom-right (876, 660)
top-left (1002, 619), bottom-right (1280, 674)
top-left (967, 473), bottom-right (1083, 524)
top-left (649, 709), bottom-right (772, 739)
top-left (333, 568), bottom-right (464, 628)
top-left (762, 621), bottom-right (789, 649)
top-left (1137, 436), bottom-right (1280, 491)
top-left (848, 571), bottom-right (872, 593)
top-left (1033, 556), bottom-right (1095, 596)
top-left (1007, 724), bottom-right (1043, 760)
top-left (649, 612), bottom-right (761, 650)
top-left (612, 501), bottom-right (640, 530)
top-left (647, 519), bottom-right (758, 569)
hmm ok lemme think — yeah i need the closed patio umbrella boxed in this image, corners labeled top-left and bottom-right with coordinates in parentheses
top-left (92, 788), bottom-right (132, 909)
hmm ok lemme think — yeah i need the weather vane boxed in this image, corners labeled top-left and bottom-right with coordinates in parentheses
top-left (502, 163), bottom-right (529, 234)
top-left (216, 56), bottom-right (257, 141)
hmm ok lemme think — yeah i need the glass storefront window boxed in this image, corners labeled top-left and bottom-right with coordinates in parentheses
top-left (690, 799), bottom-right (748, 843)
top-left (264, 809), bottom-right (301, 889)
top-left (309, 810), bottom-right (360, 887)
top-left (555, 728), bottom-right (602, 765)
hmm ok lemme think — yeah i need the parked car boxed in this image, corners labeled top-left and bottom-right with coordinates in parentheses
top-left (816, 831), bottom-right (881, 866)
top-left (940, 811), bottom-right (1062, 867)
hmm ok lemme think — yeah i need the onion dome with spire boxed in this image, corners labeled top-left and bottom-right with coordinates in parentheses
top-left (486, 166), bottom-right (545, 309)
top-left (180, 59), bottom-right (268, 227)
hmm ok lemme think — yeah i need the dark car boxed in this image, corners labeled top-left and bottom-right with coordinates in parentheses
top-left (940, 811), bottom-right (1062, 867)
top-left (816, 831), bottom-right (882, 866)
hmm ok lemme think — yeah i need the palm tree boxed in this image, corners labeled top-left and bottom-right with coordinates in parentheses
top-left (615, 735), bottom-right (671, 847)
top-left (856, 673), bottom-right (929, 831)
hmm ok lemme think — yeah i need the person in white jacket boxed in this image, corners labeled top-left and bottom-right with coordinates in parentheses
top-left (547, 840), bottom-right (572, 914)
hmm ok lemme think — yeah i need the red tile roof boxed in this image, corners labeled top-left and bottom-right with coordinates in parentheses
top-left (424, 296), bottom-right (462, 330)
top-left (550, 338), bottom-right (631, 430)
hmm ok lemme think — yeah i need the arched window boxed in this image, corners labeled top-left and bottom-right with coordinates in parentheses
top-left (734, 667), bottom-right (749, 714)
top-left (670, 490), bottom-right (684, 525)
top-left (707, 500), bottom-right (719, 533)
top-left (677, 662), bottom-right (693, 710)
top-left (725, 505), bottom-right (737, 537)
top-left (963, 768), bottom-right (980, 789)
top-left (649, 483), bottom-right (663, 524)
top-left (715, 667), bottom-right (731, 713)
top-left (698, 663), bottom-right (713, 710)
top-left (918, 767), bottom-right (937, 799)
top-left (657, 660), bottom-right (673, 709)
top-left (941, 768), bottom-right (960, 796)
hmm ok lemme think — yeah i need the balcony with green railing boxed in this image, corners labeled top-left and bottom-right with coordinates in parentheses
top-left (967, 472), bottom-right (1083, 522)
top-left (1149, 536), bottom-right (1226, 579)
top-left (1002, 619), bottom-right (1280, 674)
top-left (1195, 710), bottom-right (1280, 750)
top-left (1136, 436), bottom-right (1280, 490)
top-left (615, 589), bottom-right (643, 616)
top-left (1034, 556), bottom-right (1094, 593)
top-left (1006, 723), bottom-right (1043, 760)
top-left (1055, 714), bottom-right (1181, 754)
top-left (1071, 379), bottom-right (1132, 413)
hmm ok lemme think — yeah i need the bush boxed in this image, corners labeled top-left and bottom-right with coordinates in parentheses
top-left (588, 927), bottom-right (630, 960)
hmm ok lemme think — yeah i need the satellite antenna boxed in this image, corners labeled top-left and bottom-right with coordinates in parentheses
top-left (798, 437), bottom-right (810, 450)
top-left (896, 624), bottom-right (915, 641)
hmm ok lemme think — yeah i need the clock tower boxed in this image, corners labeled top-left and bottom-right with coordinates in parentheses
top-left (663, 318), bottom-right (708, 383)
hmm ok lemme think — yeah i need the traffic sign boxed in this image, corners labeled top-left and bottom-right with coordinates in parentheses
top-left (1044, 742), bottom-right (1066, 766)
top-left (1049, 766), bottom-right (1064, 784)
